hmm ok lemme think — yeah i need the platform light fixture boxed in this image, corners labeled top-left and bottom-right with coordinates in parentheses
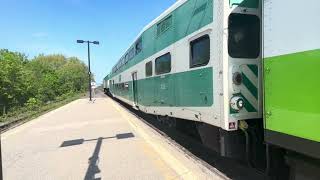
top-left (76, 40), bottom-right (100, 101)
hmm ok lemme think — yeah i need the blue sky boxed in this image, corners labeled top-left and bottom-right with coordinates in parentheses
top-left (0, 0), bottom-right (176, 84)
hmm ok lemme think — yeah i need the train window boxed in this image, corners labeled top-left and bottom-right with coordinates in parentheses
top-left (128, 48), bottom-right (135, 60)
top-left (135, 38), bottom-right (142, 54)
top-left (228, 13), bottom-right (260, 59)
top-left (119, 75), bottom-right (121, 82)
top-left (190, 35), bottom-right (210, 68)
top-left (155, 53), bottom-right (171, 75)
top-left (157, 15), bottom-right (172, 36)
top-left (145, 61), bottom-right (153, 77)
top-left (123, 57), bottom-right (126, 64)
top-left (125, 53), bottom-right (129, 63)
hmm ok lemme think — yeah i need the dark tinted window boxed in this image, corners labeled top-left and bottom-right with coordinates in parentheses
top-left (128, 48), bottom-right (135, 60)
top-left (228, 13), bottom-right (260, 58)
top-left (125, 53), bottom-right (129, 63)
top-left (190, 35), bottom-right (210, 68)
top-left (135, 38), bottom-right (142, 54)
top-left (145, 61), bottom-right (153, 77)
top-left (155, 53), bottom-right (171, 75)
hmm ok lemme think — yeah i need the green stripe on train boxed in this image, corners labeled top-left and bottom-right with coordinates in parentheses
top-left (248, 64), bottom-right (258, 76)
top-left (109, 0), bottom-right (213, 79)
top-left (242, 73), bottom-right (258, 99)
top-left (231, 64), bottom-right (258, 114)
top-left (264, 49), bottom-right (320, 142)
top-left (110, 67), bottom-right (214, 107)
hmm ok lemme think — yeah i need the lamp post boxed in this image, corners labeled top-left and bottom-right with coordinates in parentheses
top-left (77, 40), bottom-right (99, 101)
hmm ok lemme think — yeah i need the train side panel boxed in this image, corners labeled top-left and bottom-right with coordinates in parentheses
top-left (109, 0), bottom-right (220, 126)
top-left (263, 0), bottom-right (320, 158)
top-left (263, 0), bottom-right (320, 178)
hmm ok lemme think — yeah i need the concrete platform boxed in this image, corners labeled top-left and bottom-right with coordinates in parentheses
top-left (2, 96), bottom-right (225, 180)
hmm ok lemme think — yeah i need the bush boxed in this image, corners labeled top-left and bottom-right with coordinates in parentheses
top-left (25, 98), bottom-right (40, 111)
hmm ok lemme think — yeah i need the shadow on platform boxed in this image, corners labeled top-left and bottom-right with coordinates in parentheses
top-left (60, 133), bottom-right (135, 180)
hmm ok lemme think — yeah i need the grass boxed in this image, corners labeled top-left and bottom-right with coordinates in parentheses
top-left (0, 92), bottom-right (86, 127)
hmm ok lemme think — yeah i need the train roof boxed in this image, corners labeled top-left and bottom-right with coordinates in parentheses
top-left (110, 0), bottom-right (187, 75)
top-left (138, 0), bottom-right (186, 42)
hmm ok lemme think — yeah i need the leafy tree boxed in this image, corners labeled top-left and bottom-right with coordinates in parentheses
top-left (0, 49), bottom-right (90, 116)
top-left (57, 57), bottom-right (89, 94)
top-left (0, 49), bottom-right (31, 107)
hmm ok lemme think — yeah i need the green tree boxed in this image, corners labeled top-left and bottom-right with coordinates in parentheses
top-left (0, 49), bottom-right (32, 108)
top-left (57, 57), bottom-right (89, 94)
top-left (0, 49), bottom-right (90, 116)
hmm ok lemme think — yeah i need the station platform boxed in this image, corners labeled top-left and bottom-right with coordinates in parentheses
top-left (2, 95), bottom-right (224, 180)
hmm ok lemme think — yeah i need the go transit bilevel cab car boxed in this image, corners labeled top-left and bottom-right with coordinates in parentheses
top-left (103, 0), bottom-right (320, 179)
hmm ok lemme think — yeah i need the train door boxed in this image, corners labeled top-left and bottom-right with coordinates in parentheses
top-left (132, 72), bottom-right (138, 106)
top-left (155, 53), bottom-right (172, 107)
top-left (159, 75), bottom-right (169, 106)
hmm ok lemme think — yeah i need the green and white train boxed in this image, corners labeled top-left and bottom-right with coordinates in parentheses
top-left (104, 0), bottom-right (320, 179)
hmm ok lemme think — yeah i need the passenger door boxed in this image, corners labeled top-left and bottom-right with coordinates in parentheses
top-left (155, 53), bottom-right (173, 107)
top-left (132, 72), bottom-right (138, 106)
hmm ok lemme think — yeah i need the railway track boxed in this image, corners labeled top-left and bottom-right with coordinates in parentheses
top-left (110, 94), bottom-right (266, 180)
top-left (0, 116), bottom-right (34, 134)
